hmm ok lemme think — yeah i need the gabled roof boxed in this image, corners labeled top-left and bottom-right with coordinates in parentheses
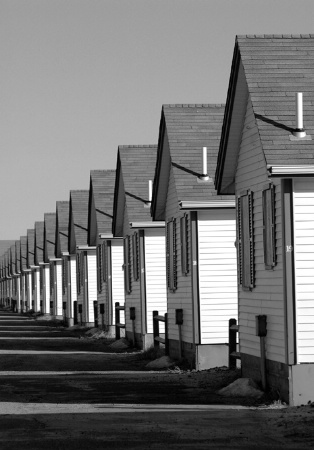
top-left (69, 190), bottom-right (89, 253)
top-left (152, 104), bottom-right (233, 220)
top-left (44, 213), bottom-right (56, 262)
top-left (15, 240), bottom-right (21, 273)
top-left (27, 229), bottom-right (35, 268)
top-left (55, 201), bottom-right (70, 257)
top-left (216, 35), bottom-right (314, 194)
top-left (0, 240), bottom-right (16, 258)
top-left (88, 170), bottom-right (116, 245)
top-left (34, 222), bottom-right (44, 265)
top-left (112, 145), bottom-right (157, 237)
top-left (20, 236), bottom-right (28, 272)
top-left (10, 244), bottom-right (16, 275)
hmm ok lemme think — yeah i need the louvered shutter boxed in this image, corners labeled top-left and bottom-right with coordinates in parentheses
top-left (80, 253), bottom-right (84, 289)
top-left (237, 196), bottom-right (243, 286)
top-left (167, 218), bottom-right (177, 291)
top-left (123, 236), bottom-right (132, 294)
top-left (40, 266), bottom-right (43, 291)
top-left (132, 232), bottom-right (139, 281)
top-left (263, 184), bottom-right (276, 269)
top-left (32, 271), bottom-right (35, 292)
top-left (76, 254), bottom-right (81, 294)
top-left (50, 262), bottom-right (54, 295)
top-left (102, 242), bottom-right (107, 282)
top-left (97, 244), bottom-right (102, 293)
top-left (239, 191), bottom-right (255, 290)
top-left (180, 214), bottom-right (189, 275)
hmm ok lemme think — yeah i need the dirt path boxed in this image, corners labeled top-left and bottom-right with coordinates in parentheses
top-left (0, 309), bottom-right (313, 449)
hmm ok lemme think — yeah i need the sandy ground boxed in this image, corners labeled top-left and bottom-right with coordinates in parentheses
top-left (0, 309), bottom-right (313, 449)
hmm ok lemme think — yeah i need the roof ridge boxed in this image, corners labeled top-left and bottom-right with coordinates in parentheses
top-left (119, 145), bottom-right (157, 148)
top-left (163, 104), bottom-right (225, 108)
top-left (237, 34), bottom-right (314, 39)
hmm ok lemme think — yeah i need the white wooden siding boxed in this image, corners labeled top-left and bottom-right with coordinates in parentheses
top-left (198, 209), bottom-right (238, 344)
top-left (235, 95), bottom-right (285, 363)
top-left (67, 256), bottom-right (77, 319)
top-left (43, 265), bottom-right (50, 314)
top-left (111, 241), bottom-right (125, 325)
top-left (55, 261), bottom-right (63, 316)
top-left (87, 251), bottom-right (97, 323)
top-left (34, 270), bottom-right (40, 312)
top-left (165, 167), bottom-right (194, 343)
top-left (144, 228), bottom-right (167, 334)
top-left (293, 179), bottom-right (314, 363)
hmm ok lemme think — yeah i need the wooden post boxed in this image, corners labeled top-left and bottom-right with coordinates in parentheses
top-left (165, 313), bottom-right (169, 356)
top-left (153, 310), bottom-right (159, 348)
top-left (229, 318), bottom-right (237, 369)
top-left (115, 302), bottom-right (120, 340)
top-left (178, 323), bottom-right (182, 360)
top-left (260, 336), bottom-right (267, 391)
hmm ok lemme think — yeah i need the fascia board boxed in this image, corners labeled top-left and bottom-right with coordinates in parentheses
top-left (179, 200), bottom-right (235, 210)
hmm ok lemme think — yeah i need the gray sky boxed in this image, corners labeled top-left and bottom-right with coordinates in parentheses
top-left (1, 0), bottom-right (314, 239)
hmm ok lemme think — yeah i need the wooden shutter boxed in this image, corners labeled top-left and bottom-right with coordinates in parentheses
top-left (102, 242), bottom-right (107, 282)
top-left (80, 253), bottom-right (84, 289)
top-left (167, 218), bottom-right (177, 291)
top-left (62, 258), bottom-right (66, 295)
top-left (97, 244), bottom-right (103, 293)
top-left (76, 254), bottom-right (81, 295)
top-left (50, 262), bottom-right (54, 295)
top-left (239, 191), bottom-right (254, 290)
top-left (180, 214), bottom-right (189, 275)
top-left (263, 184), bottom-right (276, 269)
top-left (123, 236), bottom-right (132, 294)
top-left (40, 266), bottom-right (43, 291)
top-left (32, 271), bottom-right (35, 292)
top-left (132, 232), bottom-right (139, 281)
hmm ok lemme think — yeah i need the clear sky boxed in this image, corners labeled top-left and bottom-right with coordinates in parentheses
top-left (1, 0), bottom-right (314, 239)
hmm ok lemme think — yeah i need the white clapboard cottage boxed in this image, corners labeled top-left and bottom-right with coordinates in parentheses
top-left (55, 201), bottom-right (70, 324)
top-left (34, 222), bottom-right (45, 313)
top-left (9, 244), bottom-right (18, 312)
top-left (68, 190), bottom-right (96, 326)
top-left (0, 241), bottom-right (15, 307)
top-left (112, 145), bottom-right (167, 348)
top-left (87, 170), bottom-right (122, 332)
top-left (20, 236), bottom-right (30, 312)
top-left (215, 35), bottom-right (314, 405)
top-left (27, 229), bottom-right (36, 311)
top-left (151, 104), bottom-right (237, 369)
top-left (44, 213), bottom-right (58, 317)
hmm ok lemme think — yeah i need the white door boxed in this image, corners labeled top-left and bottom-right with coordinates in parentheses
top-left (198, 209), bottom-right (238, 344)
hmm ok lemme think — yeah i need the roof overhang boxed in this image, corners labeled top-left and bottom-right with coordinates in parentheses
top-left (76, 245), bottom-right (97, 251)
top-left (99, 234), bottom-right (122, 240)
top-left (48, 258), bottom-right (62, 262)
top-left (61, 252), bottom-right (70, 256)
top-left (267, 165), bottom-right (314, 177)
top-left (129, 221), bottom-right (165, 229)
top-left (179, 200), bottom-right (235, 210)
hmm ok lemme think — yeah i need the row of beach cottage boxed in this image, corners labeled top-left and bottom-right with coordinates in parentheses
top-left (1, 35), bottom-right (314, 405)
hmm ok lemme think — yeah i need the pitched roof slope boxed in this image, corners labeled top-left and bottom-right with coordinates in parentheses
top-left (20, 236), bottom-right (28, 271)
top-left (10, 244), bottom-right (16, 275)
top-left (113, 146), bottom-right (157, 235)
top-left (69, 190), bottom-right (89, 248)
top-left (164, 104), bottom-right (232, 200)
top-left (89, 170), bottom-right (115, 236)
top-left (0, 241), bottom-right (16, 258)
top-left (27, 229), bottom-right (35, 267)
top-left (35, 222), bottom-right (44, 265)
top-left (238, 35), bottom-right (314, 165)
top-left (15, 240), bottom-right (21, 273)
top-left (44, 213), bottom-right (56, 262)
top-left (56, 201), bottom-right (70, 257)
top-left (216, 35), bottom-right (314, 191)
